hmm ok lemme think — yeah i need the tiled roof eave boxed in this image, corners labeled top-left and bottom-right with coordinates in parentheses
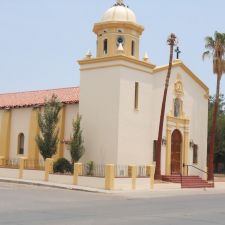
top-left (0, 99), bottom-right (79, 110)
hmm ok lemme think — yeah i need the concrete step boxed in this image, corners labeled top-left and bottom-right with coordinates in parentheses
top-left (162, 175), bottom-right (214, 188)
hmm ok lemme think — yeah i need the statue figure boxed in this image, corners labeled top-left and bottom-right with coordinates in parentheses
top-left (174, 98), bottom-right (182, 117)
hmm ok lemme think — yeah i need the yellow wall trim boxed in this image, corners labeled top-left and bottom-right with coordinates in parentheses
top-left (78, 55), bottom-right (156, 70)
top-left (153, 60), bottom-right (209, 95)
top-left (0, 110), bottom-right (11, 160)
top-left (53, 106), bottom-right (66, 160)
top-left (93, 21), bottom-right (144, 34)
top-left (28, 108), bottom-right (40, 167)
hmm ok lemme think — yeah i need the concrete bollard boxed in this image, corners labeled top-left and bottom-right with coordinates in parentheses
top-left (44, 158), bottom-right (54, 182)
top-left (105, 164), bottom-right (115, 190)
top-left (18, 157), bottom-right (27, 179)
top-left (73, 163), bottom-right (82, 185)
top-left (128, 165), bottom-right (137, 190)
top-left (0, 156), bottom-right (5, 167)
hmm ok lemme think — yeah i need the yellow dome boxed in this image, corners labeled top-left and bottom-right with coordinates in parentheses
top-left (101, 2), bottom-right (137, 23)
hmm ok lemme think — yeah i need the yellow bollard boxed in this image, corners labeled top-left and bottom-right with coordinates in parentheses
top-left (105, 164), bottom-right (115, 190)
top-left (0, 156), bottom-right (5, 167)
top-left (44, 158), bottom-right (53, 182)
top-left (146, 165), bottom-right (151, 177)
top-left (128, 165), bottom-right (137, 190)
top-left (73, 163), bottom-right (82, 185)
top-left (18, 157), bottom-right (27, 179)
top-left (149, 165), bottom-right (156, 190)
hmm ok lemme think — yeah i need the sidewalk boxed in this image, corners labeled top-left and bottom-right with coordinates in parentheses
top-left (0, 168), bottom-right (224, 195)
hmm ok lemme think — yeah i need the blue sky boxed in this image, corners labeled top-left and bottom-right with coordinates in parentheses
top-left (0, 0), bottom-right (224, 95)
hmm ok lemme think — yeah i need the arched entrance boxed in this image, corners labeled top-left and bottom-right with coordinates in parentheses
top-left (171, 129), bottom-right (182, 174)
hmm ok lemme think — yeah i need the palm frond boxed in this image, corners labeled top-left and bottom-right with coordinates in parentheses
top-left (202, 51), bottom-right (211, 60)
top-left (205, 36), bottom-right (215, 50)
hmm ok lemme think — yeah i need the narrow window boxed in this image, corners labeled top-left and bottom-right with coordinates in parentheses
top-left (193, 144), bottom-right (198, 164)
top-left (174, 98), bottom-right (182, 117)
top-left (134, 82), bottom-right (139, 110)
top-left (131, 41), bottom-right (135, 56)
top-left (153, 140), bottom-right (157, 162)
top-left (18, 133), bottom-right (25, 155)
top-left (103, 39), bottom-right (108, 55)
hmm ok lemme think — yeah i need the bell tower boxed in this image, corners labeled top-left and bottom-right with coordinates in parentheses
top-left (79, 1), bottom-right (155, 166)
top-left (93, 0), bottom-right (144, 59)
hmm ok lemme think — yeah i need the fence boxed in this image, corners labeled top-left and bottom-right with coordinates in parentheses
top-left (81, 164), bottom-right (149, 178)
top-left (1, 160), bottom-right (151, 178)
top-left (2, 159), bottom-right (45, 170)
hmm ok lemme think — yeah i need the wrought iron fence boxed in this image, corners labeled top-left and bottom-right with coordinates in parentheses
top-left (4, 159), bottom-right (19, 169)
top-left (2, 159), bottom-right (45, 170)
top-left (79, 164), bottom-right (149, 178)
top-left (1, 159), bottom-right (151, 178)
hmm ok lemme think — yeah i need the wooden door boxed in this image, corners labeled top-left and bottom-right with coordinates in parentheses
top-left (171, 129), bottom-right (182, 174)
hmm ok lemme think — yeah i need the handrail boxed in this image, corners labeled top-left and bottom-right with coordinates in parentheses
top-left (180, 172), bottom-right (183, 188)
top-left (183, 163), bottom-right (214, 187)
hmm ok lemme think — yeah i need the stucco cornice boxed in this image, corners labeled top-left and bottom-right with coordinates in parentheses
top-left (93, 21), bottom-right (144, 34)
top-left (78, 55), bottom-right (156, 70)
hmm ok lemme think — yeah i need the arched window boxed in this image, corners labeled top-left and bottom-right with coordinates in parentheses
top-left (103, 39), bottom-right (108, 54)
top-left (131, 41), bottom-right (135, 56)
top-left (18, 133), bottom-right (25, 155)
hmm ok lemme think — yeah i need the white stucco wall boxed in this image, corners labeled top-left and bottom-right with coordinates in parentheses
top-left (63, 104), bottom-right (79, 161)
top-left (117, 66), bottom-right (154, 165)
top-left (79, 64), bottom-right (121, 164)
top-left (9, 108), bottom-right (32, 159)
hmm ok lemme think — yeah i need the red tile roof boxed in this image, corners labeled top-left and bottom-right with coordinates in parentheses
top-left (0, 87), bottom-right (80, 109)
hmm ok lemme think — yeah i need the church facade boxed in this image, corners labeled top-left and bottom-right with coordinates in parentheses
top-left (0, 0), bottom-right (209, 177)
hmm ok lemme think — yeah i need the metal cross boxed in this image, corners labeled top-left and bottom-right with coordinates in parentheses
top-left (117, 0), bottom-right (124, 4)
top-left (175, 46), bottom-right (181, 59)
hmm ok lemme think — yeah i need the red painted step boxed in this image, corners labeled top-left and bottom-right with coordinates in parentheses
top-left (162, 175), bottom-right (214, 188)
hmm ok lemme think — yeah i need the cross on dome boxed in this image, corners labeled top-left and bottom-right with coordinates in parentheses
top-left (115, 0), bottom-right (125, 6)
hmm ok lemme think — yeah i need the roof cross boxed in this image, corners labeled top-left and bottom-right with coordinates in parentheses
top-left (115, 0), bottom-right (125, 6)
top-left (117, 0), bottom-right (124, 4)
top-left (175, 46), bottom-right (181, 59)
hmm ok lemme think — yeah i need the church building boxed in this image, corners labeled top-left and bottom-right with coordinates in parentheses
top-left (0, 0), bottom-right (209, 177)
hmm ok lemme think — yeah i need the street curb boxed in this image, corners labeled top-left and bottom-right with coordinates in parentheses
top-left (0, 178), bottom-right (112, 194)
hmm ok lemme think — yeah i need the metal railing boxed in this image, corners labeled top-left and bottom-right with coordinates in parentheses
top-left (183, 163), bottom-right (214, 187)
top-left (80, 164), bottom-right (150, 178)
top-left (2, 159), bottom-right (45, 170)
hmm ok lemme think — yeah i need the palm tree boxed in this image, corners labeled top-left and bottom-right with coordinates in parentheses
top-left (203, 31), bottom-right (225, 181)
top-left (155, 33), bottom-right (177, 179)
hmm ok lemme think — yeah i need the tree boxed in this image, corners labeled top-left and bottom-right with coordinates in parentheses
top-left (203, 31), bottom-right (225, 181)
top-left (208, 95), bottom-right (225, 172)
top-left (155, 33), bottom-right (177, 179)
top-left (36, 94), bottom-right (62, 160)
top-left (69, 115), bottom-right (85, 164)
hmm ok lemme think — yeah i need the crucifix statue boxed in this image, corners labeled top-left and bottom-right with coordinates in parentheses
top-left (175, 46), bottom-right (181, 59)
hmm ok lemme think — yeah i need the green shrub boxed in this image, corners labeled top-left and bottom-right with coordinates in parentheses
top-left (53, 158), bottom-right (72, 174)
top-left (86, 161), bottom-right (95, 176)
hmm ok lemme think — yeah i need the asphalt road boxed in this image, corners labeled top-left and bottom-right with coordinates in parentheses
top-left (0, 182), bottom-right (225, 225)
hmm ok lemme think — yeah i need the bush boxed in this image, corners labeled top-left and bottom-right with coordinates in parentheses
top-left (53, 158), bottom-right (72, 174)
top-left (86, 161), bottom-right (95, 176)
